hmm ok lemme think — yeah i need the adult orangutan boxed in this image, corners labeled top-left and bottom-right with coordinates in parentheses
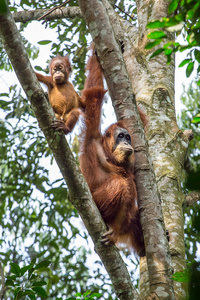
top-left (79, 47), bottom-right (145, 257)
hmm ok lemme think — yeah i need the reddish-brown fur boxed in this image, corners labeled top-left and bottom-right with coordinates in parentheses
top-left (80, 48), bottom-right (145, 256)
top-left (35, 55), bottom-right (85, 134)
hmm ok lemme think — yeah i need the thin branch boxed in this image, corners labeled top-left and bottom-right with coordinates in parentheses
top-left (37, 0), bottom-right (71, 21)
top-left (114, 4), bottom-right (135, 21)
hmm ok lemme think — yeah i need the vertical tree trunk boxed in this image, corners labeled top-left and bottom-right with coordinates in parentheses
top-left (120, 1), bottom-right (190, 298)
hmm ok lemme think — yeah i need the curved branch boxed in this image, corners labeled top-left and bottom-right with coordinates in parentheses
top-left (37, 0), bottom-right (71, 21)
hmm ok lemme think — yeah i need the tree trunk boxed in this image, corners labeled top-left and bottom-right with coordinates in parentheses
top-left (119, 2), bottom-right (190, 299)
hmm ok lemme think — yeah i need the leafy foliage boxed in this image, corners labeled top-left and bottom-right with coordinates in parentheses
top-left (66, 291), bottom-right (102, 300)
top-left (5, 259), bottom-right (102, 300)
top-left (145, 0), bottom-right (200, 83)
top-left (2, 0), bottom-right (199, 298)
top-left (177, 80), bottom-right (200, 255)
top-left (5, 260), bottom-right (49, 300)
top-left (177, 79), bottom-right (200, 297)
top-left (188, 260), bottom-right (200, 300)
top-left (177, 78), bottom-right (200, 167)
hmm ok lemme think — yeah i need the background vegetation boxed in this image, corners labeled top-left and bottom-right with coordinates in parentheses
top-left (0, 0), bottom-right (199, 299)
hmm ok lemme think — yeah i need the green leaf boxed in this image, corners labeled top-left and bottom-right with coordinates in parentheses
top-left (172, 269), bottom-right (190, 283)
top-left (83, 290), bottom-right (91, 297)
top-left (28, 295), bottom-right (36, 300)
top-left (175, 12), bottom-right (184, 21)
top-left (150, 48), bottom-right (164, 59)
top-left (179, 44), bottom-right (194, 52)
top-left (35, 260), bottom-right (51, 270)
top-left (192, 116), bottom-right (200, 123)
top-left (37, 40), bottom-right (52, 45)
top-left (24, 289), bottom-right (35, 296)
top-left (147, 31), bottom-right (167, 39)
top-left (145, 40), bottom-right (162, 49)
top-left (178, 58), bottom-right (192, 67)
top-left (194, 49), bottom-right (200, 63)
top-left (192, 19), bottom-right (200, 29)
top-left (146, 20), bottom-right (164, 29)
top-left (90, 293), bottom-right (102, 297)
top-left (186, 7), bottom-right (197, 20)
top-left (192, 114), bottom-right (200, 124)
top-left (21, 0), bottom-right (32, 7)
top-left (35, 66), bottom-right (45, 72)
top-left (21, 264), bottom-right (34, 276)
top-left (75, 292), bottom-right (82, 297)
top-left (0, 0), bottom-right (9, 14)
top-left (168, 0), bottom-right (179, 14)
top-left (163, 41), bottom-right (173, 49)
top-left (167, 55), bottom-right (172, 64)
top-left (187, 33), bottom-right (196, 45)
top-left (164, 48), bottom-right (173, 56)
top-left (186, 169), bottom-right (200, 190)
top-left (32, 281), bottom-right (47, 287)
top-left (162, 17), bottom-right (180, 27)
top-left (6, 275), bottom-right (17, 280)
top-left (10, 263), bottom-right (21, 276)
top-left (5, 279), bottom-right (15, 287)
top-left (14, 287), bottom-right (22, 299)
top-left (31, 287), bottom-right (48, 297)
top-left (186, 61), bottom-right (194, 77)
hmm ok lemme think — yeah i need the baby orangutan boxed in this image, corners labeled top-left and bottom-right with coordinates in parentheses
top-left (35, 55), bottom-right (85, 134)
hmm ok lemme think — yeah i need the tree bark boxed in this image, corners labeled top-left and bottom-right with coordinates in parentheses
top-left (13, 7), bottom-right (82, 23)
top-left (112, 1), bottom-right (191, 298)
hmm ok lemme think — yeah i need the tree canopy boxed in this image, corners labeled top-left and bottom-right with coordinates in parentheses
top-left (0, 1), bottom-right (200, 300)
